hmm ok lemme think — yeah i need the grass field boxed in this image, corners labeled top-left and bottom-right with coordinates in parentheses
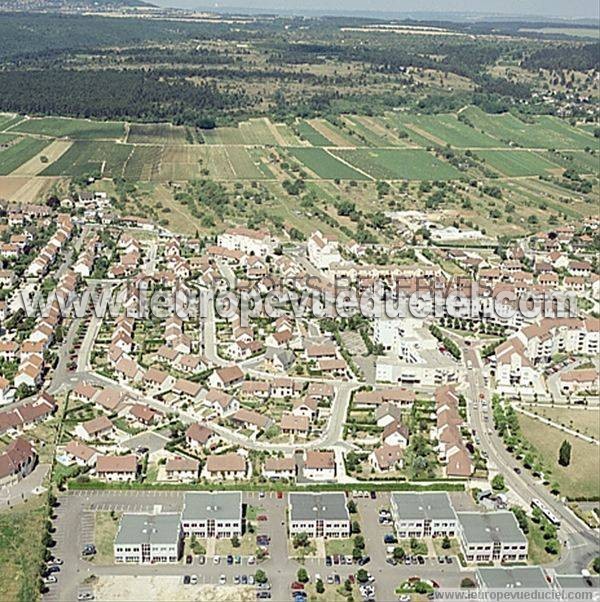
top-left (0, 136), bottom-right (51, 175)
top-left (474, 150), bottom-right (562, 176)
top-left (41, 140), bottom-right (132, 178)
top-left (0, 497), bottom-right (47, 602)
top-left (8, 116), bottom-right (125, 140)
top-left (334, 148), bottom-right (462, 180)
top-left (517, 413), bottom-right (600, 499)
top-left (525, 406), bottom-right (600, 441)
top-left (289, 147), bottom-right (369, 180)
top-left (462, 107), bottom-right (595, 149)
top-left (94, 511), bottom-right (121, 564)
top-left (127, 123), bottom-right (190, 145)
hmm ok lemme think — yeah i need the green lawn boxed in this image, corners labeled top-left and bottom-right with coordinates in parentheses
top-left (215, 533), bottom-right (257, 556)
top-left (517, 413), bottom-right (600, 499)
top-left (324, 538), bottom-right (354, 556)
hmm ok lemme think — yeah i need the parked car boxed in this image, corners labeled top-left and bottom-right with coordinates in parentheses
top-left (186, 555), bottom-right (192, 564)
top-left (383, 534), bottom-right (397, 544)
top-left (43, 576), bottom-right (57, 585)
top-left (190, 575), bottom-right (198, 585)
top-left (227, 555), bottom-right (234, 565)
top-left (183, 576), bottom-right (191, 585)
top-left (219, 575), bottom-right (227, 585)
top-left (325, 556), bottom-right (332, 566)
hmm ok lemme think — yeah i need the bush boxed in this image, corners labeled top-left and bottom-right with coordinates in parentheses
top-left (461, 577), bottom-right (476, 588)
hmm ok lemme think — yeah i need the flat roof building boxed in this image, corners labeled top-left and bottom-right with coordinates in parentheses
top-left (180, 491), bottom-right (243, 539)
top-left (477, 567), bottom-right (550, 590)
top-left (114, 513), bottom-right (182, 564)
top-left (288, 492), bottom-right (350, 539)
top-left (457, 511), bottom-right (528, 563)
top-left (390, 492), bottom-right (458, 538)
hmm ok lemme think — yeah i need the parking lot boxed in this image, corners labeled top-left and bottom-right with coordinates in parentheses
top-left (44, 490), bottom-right (474, 602)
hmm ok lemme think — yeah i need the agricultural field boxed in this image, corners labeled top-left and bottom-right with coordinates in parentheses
top-left (474, 150), bottom-right (562, 177)
top-left (0, 136), bottom-right (51, 175)
top-left (461, 107), bottom-right (596, 149)
top-left (10, 139), bottom-right (72, 176)
top-left (127, 123), bottom-right (191, 145)
top-left (295, 120), bottom-right (332, 146)
top-left (41, 140), bottom-right (132, 178)
top-left (333, 148), bottom-right (463, 180)
top-left (288, 147), bottom-right (369, 180)
top-left (344, 115), bottom-right (415, 148)
top-left (305, 118), bottom-right (362, 147)
top-left (389, 113), bottom-right (504, 148)
top-left (0, 114), bottom-right (22, 132)
top-left (201, 118), bottom-right (287, 146)
top-left (542, 150), bottom-right (599, 174)
top-left (7, 116), bottom-right (126, 140)
top-left (158, 146), bottom-right (205, 181)
top-left (123, 145), bottom-right (163, 180)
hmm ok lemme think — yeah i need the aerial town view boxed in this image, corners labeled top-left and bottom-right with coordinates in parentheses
top-left (0, 0), bottom-right (598, 600)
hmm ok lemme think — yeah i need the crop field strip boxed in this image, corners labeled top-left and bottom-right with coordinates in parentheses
top-left (1, 109), bottom-right (596, 183)
top-left (461, 107), bottom-right (596, 149)
top-left (0, 137), bottom-right (52, 176)
top-left (332, 148), bottom-right (463, 180)
top-left (126, 123), bottom-right (191, 145)
top-left (6, 116), bottom-right (126, 140)
top-left (473, 149), bottom-right (564, 177)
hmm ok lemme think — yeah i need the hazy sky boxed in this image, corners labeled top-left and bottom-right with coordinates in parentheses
top-left (154, 0), bottom-right (600, 19)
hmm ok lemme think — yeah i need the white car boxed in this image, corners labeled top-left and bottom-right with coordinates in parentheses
top-left (213, 555), bottom-right (220, 565)
top-left (248, 576), bottom-right (255, 585)
top-left (190, 575), bottom-right (198, 585)
top-left (43, 575), bottom-right (57, 584)
top-left (247, 555), bottom-right (255, 565)
top-left (219, 575), bottom-right (226, 585)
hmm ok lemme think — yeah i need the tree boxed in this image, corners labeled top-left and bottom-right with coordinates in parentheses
top-left (351, 521), bottom-right (361, 534)
top-left (293, 532), bottom-right (309, 548)
top-left (356, 569), bottom-right (368, 583)
top-left (545, 539), bottom-right (559, 555)
top-left (353, 535), bottom-right (365, 550)
top-left (415, 582), bottom-right (429, 594)
top-left (347, 500), bottom-right (357, 514)
top-left (392, 546), bottom-right (405, 560)
top-left (593, 556), bottom-right (600, 574)
top-left (558, 440), bottom-right (571, 467)
top-left (441, 536), bottom-right (451, 550)
top-left (316, 579), bottom-right (325, 594)
top-left (297, 568), bottom-right (309, 583)
top-left (352, 547), bottom-right (362, 561)
top-left (491, 474), bottom-right (505, 491)
top-left (231, 535), bottom-right (240, 548)
top-left (255, 570), bottom-right (267, 585)
top-left (461, 577), bottom-right (476, 588)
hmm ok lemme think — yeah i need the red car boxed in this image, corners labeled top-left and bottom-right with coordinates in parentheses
top-left (257, 515), bottom-right (268, 521)
top-left (291, 582), bottom-right (304, 591)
